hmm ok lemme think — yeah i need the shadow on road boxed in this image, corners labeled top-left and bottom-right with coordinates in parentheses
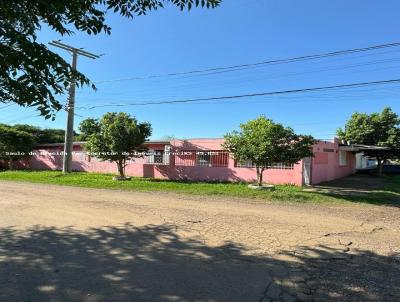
top-left (0, 224), bottom-right (398, 301)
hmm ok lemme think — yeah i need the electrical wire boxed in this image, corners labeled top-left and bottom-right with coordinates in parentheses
top-left (77, 78), bottom-right (400, 109)
top-left (6, 113), bottom-right (41, 124)
top-left (94, 41), bottom-right (400, 83)
top-left (77, 56), bottom-right (400, 101)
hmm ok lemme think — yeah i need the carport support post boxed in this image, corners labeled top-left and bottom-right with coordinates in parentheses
top-left (377, 157), bottom-right (383, 176)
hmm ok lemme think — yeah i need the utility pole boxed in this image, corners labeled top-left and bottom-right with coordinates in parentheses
top-left (49, 41), bottom-right (100, 173)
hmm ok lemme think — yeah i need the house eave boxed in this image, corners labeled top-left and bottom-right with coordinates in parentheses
top-left (339, 144), bottom-right (390, 152)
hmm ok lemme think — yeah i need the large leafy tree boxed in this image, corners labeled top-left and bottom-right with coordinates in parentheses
top-left (1, 124), bottom-right (71, 143)
top-left (81, 112), bottom-right (152, 178)
top-left (77, 118), bottom-right (101, 141)
top-left (12, 124), bottom-right (68, 143)
top-left (223, 116), bottom-right (315, 186)
top-left (0, 0), bottom-right (221, 117)
top-left (0, 125), bottom-right (36, 169)
top-left (337, 107), bottom-right (400, 175)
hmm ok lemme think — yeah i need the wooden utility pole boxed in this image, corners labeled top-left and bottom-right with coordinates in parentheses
top-left (49, 41), bottom-right (100, 173)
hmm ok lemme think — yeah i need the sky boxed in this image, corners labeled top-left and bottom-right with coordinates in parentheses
top-left (2, 0), bottom-right (400, 140)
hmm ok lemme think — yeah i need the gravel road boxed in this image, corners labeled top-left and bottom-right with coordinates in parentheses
top-left (0, 181), bottom-right (399, 302)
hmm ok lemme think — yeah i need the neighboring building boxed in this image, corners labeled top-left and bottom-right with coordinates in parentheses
top-left (8, 137), bottom-right (358, 186)
top-left (341, 144), bottom-right (389, 171)
top-left (356, 153), bottom-right (377, 170)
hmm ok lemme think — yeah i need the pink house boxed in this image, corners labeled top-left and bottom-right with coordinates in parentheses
top-left (9, 137), bottom-right (356, 186)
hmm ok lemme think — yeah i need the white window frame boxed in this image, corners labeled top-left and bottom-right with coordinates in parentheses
top-left (147, 149), bottom-right (155, 164)
top-left (164, 145), bottom-right (171, 165)
top-left (147, 147), bottom-right (170, 165)
top-left (339, 150), bottom-right (347, 166)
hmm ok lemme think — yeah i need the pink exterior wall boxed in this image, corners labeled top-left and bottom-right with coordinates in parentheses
top-left (141, 162), bottom-right (303, 185)
top-left (162, 139), bottom-right (303, 185)
top-left (6, 138), bottom-right (356, 186)
top-left (311, 139), bottom-right (356, 184)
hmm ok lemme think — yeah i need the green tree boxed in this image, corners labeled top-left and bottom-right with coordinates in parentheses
top-left (39, 128), bottom-right (68, 143)
top-left (12, 124), bottom-right (67, 143)
top-left (0, 126), bottom-right (36, 169)
top-left (81, 112), bottom-right (152, 178)
top-left (0, 0), bottom-right (220, 118)
top-left (223, 116), bottom-right (314, 186)
top-left (337, 107), bottom-right (400, 176)
top-left (78, 118), bottom-right (101, 141)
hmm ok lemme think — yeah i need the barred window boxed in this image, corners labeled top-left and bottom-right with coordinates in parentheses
top-left (235, 160), bottom-right (294, 170)
top-left (174, 150), bottom-right (229, 167)
top-left (153, 150), bottom-right (164, 164)
top-left (197, 151), bottom-right (211, 166)
top-left (147, 150), bottom-right (168, 165)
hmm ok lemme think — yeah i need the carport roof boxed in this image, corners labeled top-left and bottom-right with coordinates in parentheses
top-left (339, 144), bottom-right (390, 152)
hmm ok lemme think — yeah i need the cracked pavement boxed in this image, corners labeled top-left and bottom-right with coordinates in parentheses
top-left (0, 181), bottom-right (399, 301)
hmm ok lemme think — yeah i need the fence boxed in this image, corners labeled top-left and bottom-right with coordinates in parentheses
top-left (234, 160), bottom-right (294, 170)
top-left (174, 150), bottom-right (229, 167)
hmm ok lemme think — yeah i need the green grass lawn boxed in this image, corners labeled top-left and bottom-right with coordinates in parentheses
top-left (0, 170), bottom-right (399, 205)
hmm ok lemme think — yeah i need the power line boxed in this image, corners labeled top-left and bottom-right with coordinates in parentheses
top-left (77, 55), bottom-right (400, 99)
top-left (76, 54), bottom-right (400, 106)
top-left (76, 62), bottom-right (399, 106)
top-left (78, 78), bottom-right (400, 109)
top-left (6, 113), bottom-right (40, 124)
top-left (74, 84), bottom-right (400, 111)
top-left (94, 41), bottom-right (400, 83)
top-left (186, 86), bottom-right (400, 106)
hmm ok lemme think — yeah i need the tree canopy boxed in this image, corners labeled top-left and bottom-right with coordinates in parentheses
top-left (0, 0), bottom-right (221, 118)
top-left (0, 125), bottom-right (36, 169)
top-left (0, 123), bottom-right (69, 144)
top-left (223, 116), bottom-right (315, 186)
top-left (337, 107), bottom-right (400, 175)
top-left (81, 112), bottom-right (152, 178)
top-left (77, 118), bottom-right (101, 141)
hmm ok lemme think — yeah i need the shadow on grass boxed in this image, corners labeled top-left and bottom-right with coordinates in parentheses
top-left (306, 175), bottom-right (400, 207)
top-left (135, 177), bottom-right (246, 185)
top-left (2, 171), bottom-right (400, 206)
top-left (0, 224), bottom-right (398, 302)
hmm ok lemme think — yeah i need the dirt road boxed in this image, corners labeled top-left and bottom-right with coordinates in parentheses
top-left (0, 181), bottom-right (399, 302)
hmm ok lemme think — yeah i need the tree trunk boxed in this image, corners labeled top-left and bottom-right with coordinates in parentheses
top-left (117, 160), bottom-right (125, 178)
top-left (256, 166), bottom-right (263, 186)
top-left (122, 159), bottom-right (126, 178)
top-left (377, 157), bottom-right (383, 177)
top-left (8, 157), bottom-right (13, 170)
